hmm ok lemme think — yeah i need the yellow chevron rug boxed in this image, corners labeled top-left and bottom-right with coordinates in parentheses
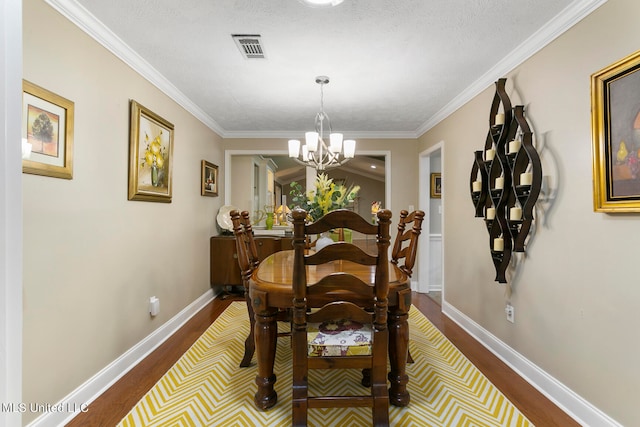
top-left (118, 302), bottom-right (533, 426)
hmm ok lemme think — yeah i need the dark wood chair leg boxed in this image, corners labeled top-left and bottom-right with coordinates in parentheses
top-left (239, 291), bottom-right (255, 367)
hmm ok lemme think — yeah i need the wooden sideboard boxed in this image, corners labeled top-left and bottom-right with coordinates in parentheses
top-left (210, 235), bottom-right (293, 289)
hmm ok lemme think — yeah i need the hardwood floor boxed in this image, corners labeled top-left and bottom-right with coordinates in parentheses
top-left (66, 292), bottom-right (579, 426)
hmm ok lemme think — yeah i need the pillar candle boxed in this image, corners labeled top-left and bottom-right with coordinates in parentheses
top-left (494, 237), bottom-right (504, 251)
top-left (520, 172), bottom-right (533, 186)
top-left (510, 206), bottom-right (522, 221)
top-left (485, 149), bottom-right (495, 161)
top-left (486, 207), bottom-right (495, 220)
top-left (494, 176), bottom-right (504, 190)
top-left (472, 180), bottom-right (482, 192)
top-left (508, 139), bottom-right (521, 153)
top-left (495, 113), bottom-right (505, 125)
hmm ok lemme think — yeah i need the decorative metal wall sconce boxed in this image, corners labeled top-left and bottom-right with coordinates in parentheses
top-left (470, 78), bottom-right (542, 283)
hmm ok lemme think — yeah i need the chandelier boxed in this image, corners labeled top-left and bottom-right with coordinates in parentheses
top-left (297, 0), bottom-right (344, 8)
top-left (288, 76), bottom-right (356, 171)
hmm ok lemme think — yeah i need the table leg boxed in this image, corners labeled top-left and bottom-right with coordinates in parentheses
top-left (388, 307), bottom-right (410, 406)
top-left (253, 307), bottom-right (278, 410)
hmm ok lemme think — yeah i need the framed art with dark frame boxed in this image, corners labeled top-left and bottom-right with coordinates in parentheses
top-left (201, 160), bottom-right (219, 197)
top-left (430, 173), bottom-right (442, 198)
top-left (22, 80), bottom-right (74, 179)
top-left (592, 49), bottom-right (640, 212)
top-left (128, 100), bottom-right (174, 203)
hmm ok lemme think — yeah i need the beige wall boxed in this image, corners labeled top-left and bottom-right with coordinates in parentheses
top-left (418, 1), bottom-right (639, 425)
top-left (22, 1), bottom-right (224, 423)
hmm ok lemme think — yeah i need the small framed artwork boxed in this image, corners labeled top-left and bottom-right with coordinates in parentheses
top-left (128, 100), bottom-right (174, 203)
top-left (430, 173), bottom-right (442, 198)
top-left (201, 160), bottom-right (218, 197)
top-left (22, 80), bottom-right (74, 179)
top-left (592, 49), bottom-right (640, 212)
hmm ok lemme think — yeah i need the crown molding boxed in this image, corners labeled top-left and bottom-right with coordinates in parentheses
top-left (45, 0), bottom-right (606, 140)
top-left (44, 0), bottom-right (226, 137)
top-left (222, 130), bottom-right (418, 139)
top-left (415, 0), bottom-right (608, 137)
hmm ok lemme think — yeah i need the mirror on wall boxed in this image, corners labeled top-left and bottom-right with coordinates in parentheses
top-left (225, 152), bottom-right (388, 227)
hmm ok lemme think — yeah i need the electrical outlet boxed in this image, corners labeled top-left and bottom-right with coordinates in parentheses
top-left (149, 296), bottom-right (160, 316)
top-left (505, 304), bottom-right (514, 323)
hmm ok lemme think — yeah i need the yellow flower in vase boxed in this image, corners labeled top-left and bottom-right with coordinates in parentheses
top-left (141, 131), bottom-right (167, 187)
top-left (289, 173), bottom-right (360, 221)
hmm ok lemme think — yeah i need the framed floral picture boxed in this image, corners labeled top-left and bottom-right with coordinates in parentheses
top-left (201, 160), bottom-right (218, 197)
top-left (128, 100), bottom-right (174, 202)
top-left (592, 49), bottom-right (640, 212)
top-left (22, 80), bottom-right (74, 179)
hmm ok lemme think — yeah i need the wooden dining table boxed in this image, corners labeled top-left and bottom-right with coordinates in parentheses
top-left (249, 249), bottom-right (412, 410)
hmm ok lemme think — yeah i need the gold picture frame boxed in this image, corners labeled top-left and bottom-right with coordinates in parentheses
top-left (430, 173), bottom-right (441, 198)
top-left (201, 160), bottom-right (219, 197)
top-left (591, 49), bottom-right (640, 212)
top-left (128, 100), bottom-right (174, 202)
top-left (22, 80), bottom-right (74, 179)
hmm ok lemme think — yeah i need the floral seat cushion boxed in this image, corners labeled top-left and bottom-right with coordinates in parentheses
top-left (307, 319), bottom-right (372, 357)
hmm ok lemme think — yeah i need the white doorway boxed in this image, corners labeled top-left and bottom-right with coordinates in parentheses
top-left (2, 1), bottom-right (24, 426)
top-left (418, 142), bottom-right (444, 300)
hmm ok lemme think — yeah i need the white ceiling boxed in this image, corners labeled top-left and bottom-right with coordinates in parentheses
top-left (50, 0), bottom-right (603, 141)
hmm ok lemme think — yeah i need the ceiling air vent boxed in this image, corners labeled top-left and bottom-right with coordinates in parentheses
top-left (232, 34), bottom-right (265, 59)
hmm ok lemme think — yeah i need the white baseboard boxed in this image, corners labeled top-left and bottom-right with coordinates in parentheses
top-left (27, 288), bottom-right (216, 427)
top-left (442, 301), bottom-right (622, 427)
top-left (427, 284), bottom-right (442, 292)
top-left (412, 280), bottom-right (441, 292)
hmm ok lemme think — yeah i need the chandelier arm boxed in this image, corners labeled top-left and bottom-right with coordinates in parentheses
top-left (291, 157), bottom-right (319, 168)
top-left (291, 150), bottom-right (351, 170)
top-left (319, 156), bottom-right (353, 170)
top-left (317, 138), bottom-right (341, 160)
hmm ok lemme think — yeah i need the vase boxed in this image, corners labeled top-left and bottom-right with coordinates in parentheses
top-left (151, 165), bottom-right (159, 187)
top-left (315, 231), bottom-right (334, 252)
top-left (265, 212), bottom-right (274, 230)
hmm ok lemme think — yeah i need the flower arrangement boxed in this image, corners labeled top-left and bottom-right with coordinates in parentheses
top-left (140, 131), bottom-right (167, 186)
top-left (289, 173), bottom-right (360, 221)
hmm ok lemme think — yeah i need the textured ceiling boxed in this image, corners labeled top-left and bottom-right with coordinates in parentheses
top-left (53, 0), bottom-right (600, 138)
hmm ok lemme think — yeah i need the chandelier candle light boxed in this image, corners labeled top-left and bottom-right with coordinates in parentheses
top-left (298, 0), bottom-right (344, 7)
top-left (288, 76), bottom-right (356, 171)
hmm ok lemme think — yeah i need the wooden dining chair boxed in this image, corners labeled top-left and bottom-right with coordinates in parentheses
top-left (391, 209), bottom-right (425, 278)
top-left (230, 210), bottom-right (290, 368)
top-left (291, 208), bottom-right (392, 427)
top-left (390, 209), bottom-right (424, 364)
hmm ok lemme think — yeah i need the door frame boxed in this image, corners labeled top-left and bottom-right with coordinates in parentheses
top-left (418, 141), bottom-right (444, 296)
top-left (1, 1), bottom-right (24, 426)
